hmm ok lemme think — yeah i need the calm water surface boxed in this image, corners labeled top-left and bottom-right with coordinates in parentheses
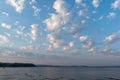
top-left (0, 67), bottom-right (120, 80)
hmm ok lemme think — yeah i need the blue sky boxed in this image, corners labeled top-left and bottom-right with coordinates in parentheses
top-left (0, 0), bottom-right (120, 65)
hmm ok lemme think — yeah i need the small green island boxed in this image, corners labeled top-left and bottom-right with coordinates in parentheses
top-left (0, 62), bottom-right (36, 67)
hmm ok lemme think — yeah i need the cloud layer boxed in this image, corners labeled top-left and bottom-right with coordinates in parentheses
top-left (0, 0), bottom-right (120, 64)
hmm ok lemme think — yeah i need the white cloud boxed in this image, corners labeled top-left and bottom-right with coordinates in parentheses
top-left (63, 46), bottom-right (69, 51)
top-left (47, 34), bottom-right (55, 43)
top-left (29, 0), bottom-right (36, 5)
top-left (69, 41), bottom-right (74, 48)
top-left (75, 0), bottom-right (82, 4)
top-left (53, 0), bottom-right (67, 16)
top-left (47, 34), bottom-right (65, 48)
top-left (104, 34), bottom-right (118, 44)
top-left (103, 46), bottom-right (109, 52)
top-left (78, 10), bottom-right (84, 16)
top-left (92, 0), bottom-right (100, 8)
top-left (64, 24), bottom-right (83, 38)
top-left (62, 41), bottom-right (74, 51)
top-left (80, 36), bottom-right (97, 53)
top-left (0, 35), bottom-right (9, 44)
top-left (1, 23), bottom-right (11, 29)
top-left (102, 47), bottom-right (120, 56)
top-left (111, 0), bottom-right (120, 9)
top-left (79, 36), bottom-right (88, 42)
top-left (1, 12), bottom-right (9, 16)
top-left (88, 47), bottom-right (97, 53)
top-left (47, 34), bottom-right (59, 48)
top-left (21, 45), bottom-right (39, 51)
top-left (14, 26), bottom-right (27, 40)
top-left (107, 12), bottom-right (116, 18)
top-left (81, 20), bottom-right (86, 24)
top-left (82, 40), bottom-right (93, 49)
top-left (6, 0), bottom-right (25, 13)
top-left (44, 14), bottom-right (61, 31)
top-left (30, 24), bottom-right (38, 41)
top-left (32, 5), bottom-right (40, 16)
top-left (44, 0), bottom-right (70, 31)
top-left (15, 30), bottom-right (23, 35)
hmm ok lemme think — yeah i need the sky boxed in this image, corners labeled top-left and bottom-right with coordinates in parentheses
top-left (0, 0), bottom-right (120, 66)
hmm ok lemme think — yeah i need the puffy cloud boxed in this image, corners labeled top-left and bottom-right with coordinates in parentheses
top-left (92, 0), bottom-right (100, 8)
top-left (80, 36), bottom-right (97, 53)
top-left (13, 26), bottom-right (28, 40)
top-left (75, 0), bottom-right (82, 4)
top-left (102, 47), bottom-right (120, 56)
top-left (6, 0), bottom-right (25, 13)
top-left (15, 30), bottom-right (23, 35)
top-left (47, 34), bottom-right (65, 48)
top-left (104, 34), bottom-right (119, 44)
top-left (88, 47), bottom-right (97, 52)
top-left (53, 0), bottom-right (67, 15)
top-left (111, 0), bottom-right (120, 9)
top-left (47, 34), bottom-right (55, 43)
top-left (62, 41), bottom-right (74, 51)
top-left (78, 10), bottom-right (84, 16)
top-left (44, 14), bottom-right (61, 31)
top-left (63, 46), bottom-right (70, 51)
top-left (53, 0), bottom-right (71, 24)
top-left (62, 47), bottom-right (81, 55)
top-left (32, 5), bottom-right (40, 16)
top-left (82, 40), bottom-right (93, 49)
top-left (107, 12), bottom-right (116, 19)
top-left (47, 34), bottom-right (57, 48)
top-left (64, 24), bottom-right (83, 38)
top-left (103, 46), bottom-right (110, 52)
top-left (1, 12), bottom-right (9, 16)
top-left (29, 0), bottom-right (36, 5)
top-left (79, 36), bottom-right (88, 42)
top-left (1, 23), bottom-right (11, 29)
top-left (69, 41), bottom-right (74, 48)
top-left (14, 25), bottom-right (24, 34)
top-left (44, 0), bottom-right (70, 31)
top-left (30, 24), bottom-right (38, 41)
top-left (0, 35), bottom-right (9, 44)
top-left (81, 20), bottom-right (86, 24)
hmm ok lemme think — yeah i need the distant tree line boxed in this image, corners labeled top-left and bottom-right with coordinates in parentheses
top-left (0, 62), bottom-right (36, 67)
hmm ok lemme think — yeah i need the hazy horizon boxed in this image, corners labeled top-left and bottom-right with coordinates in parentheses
top-left (0, 0), bottom-right (120, 66)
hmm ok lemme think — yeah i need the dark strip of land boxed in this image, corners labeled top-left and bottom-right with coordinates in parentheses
top-left (36, 65), bottom-right (120, 68)
top-left (0, 62), bottom-right (120, 68)
top-left (0, 62), bottom-right (36, 67)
